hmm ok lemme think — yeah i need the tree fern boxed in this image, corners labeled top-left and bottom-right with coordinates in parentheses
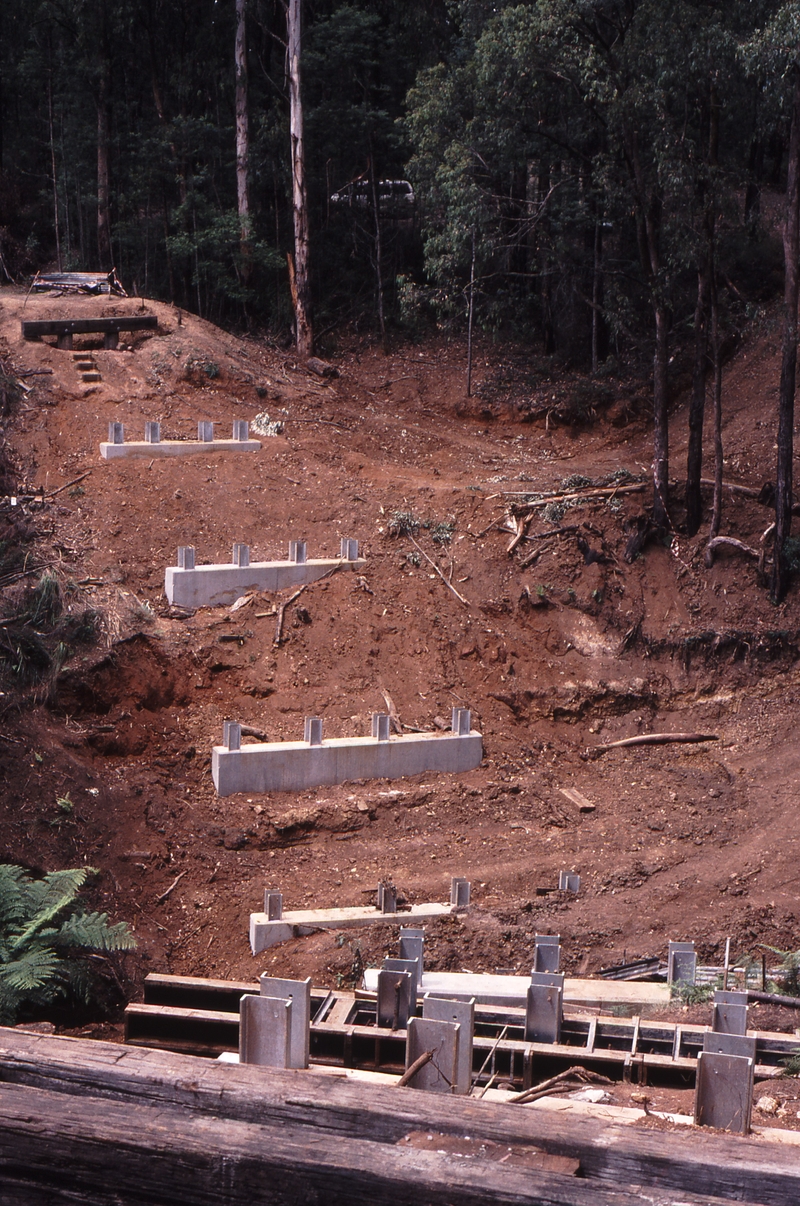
top-left (0, 864), bottom-right (135, 1025)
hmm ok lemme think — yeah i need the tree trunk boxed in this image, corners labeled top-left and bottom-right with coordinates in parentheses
top-left (628, 127), bottom-right (670, 528)
top-left (96, 20), bottom-right (113, 270)
top-left (687, 81), bottom-right (720, 539)
top-left (47, 58), bottom-right (62, 273)
top-left (685, 264), bottom-right (709, 535)
top-left (288, 0), bottom-right (312, 356)
top-left (235, 0), bottom-right (252, 286)
top-left (652, 304), bottom-right (670, 529)
top-left (467, 225), bottom-right (476, 396)
top-left (707, 259), bottom-right (723, 547)
top-left (772, 66), bottom-right (800, 603)
top-left (368, 150), bottom-right (387, 352)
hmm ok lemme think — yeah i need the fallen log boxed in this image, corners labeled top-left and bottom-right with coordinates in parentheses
top-left (747, 990), bottom-right (800, 1010)
top-left (0, 1030), bottom-right (797, 1205)
top-left (594, 733), bottom-right (719, 754)
top-left (306, 356), bottom-right (339, 378)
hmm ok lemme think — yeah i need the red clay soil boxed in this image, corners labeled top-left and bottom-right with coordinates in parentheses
top-left (2, 286), bottom-right (800, 1090)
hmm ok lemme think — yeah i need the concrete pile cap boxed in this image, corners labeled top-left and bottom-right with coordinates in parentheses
top-left (214, 710), bottom-right (482, 795)
top-left (100, 419), bottom-right (261, 459)
top-left (164, 539), bottom-right (365, 609)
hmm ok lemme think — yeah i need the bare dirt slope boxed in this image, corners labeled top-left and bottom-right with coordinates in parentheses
top-left (1, 285), bottom-right (799, 1017)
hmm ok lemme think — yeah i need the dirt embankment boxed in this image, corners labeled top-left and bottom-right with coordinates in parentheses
top-left (1, 285), bottom-right (799, 1022)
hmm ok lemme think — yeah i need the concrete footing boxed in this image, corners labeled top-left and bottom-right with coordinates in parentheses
top-left (165, 538), bottom-right (365, 608)
top-left (100, 420), bottom-right (260, 459)
top-left (249, 901), bottom-right (454, 954)
top-left (213, 708), bottom-right (482, 795)
top-left (362, 968), bottom-right (672, 1011)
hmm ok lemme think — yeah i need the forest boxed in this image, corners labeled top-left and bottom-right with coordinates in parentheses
top-left (3, 0), bottom-right (800, 595)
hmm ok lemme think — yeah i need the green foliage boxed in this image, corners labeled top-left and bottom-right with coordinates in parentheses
top-left (781, 1053), bottom-right (800, 1077)
top-left (388, 510), bottom-right (421, 537)
top-left (403, 0), bottom-right (770, 358)
top-left (760, 945), bottom-right (800, 995)
top-left (0, 864), bottom-right (135, 1025)
top-left (783, 537), bottom-right (800, 575)
top-left (671, 981), bottom-right (716, 1005)
top-left (430, 520), bottom-right (455, 545)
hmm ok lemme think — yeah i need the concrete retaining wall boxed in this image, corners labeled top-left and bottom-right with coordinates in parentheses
top-left (212, 710), bottom-right (482, 795)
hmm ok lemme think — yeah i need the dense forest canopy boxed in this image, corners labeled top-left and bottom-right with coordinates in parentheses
top-left (3, 0), bottom-right (800, 590)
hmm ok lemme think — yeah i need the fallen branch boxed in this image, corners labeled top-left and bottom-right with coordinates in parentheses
top-left (396, 1050), bottom-right (434, 1087)
top-left (509, 1066), bottom-right (613, 1105)
top-left (155, 870), bottom-right (187, 904)
top-left (594, 733), bottom-right (718, 754)
top-left (698, 477), bottom-right (760, 498)
top-left (240, 725), bottom-right (268, 741)
top-left (274, 584), bottom-right (309, 645)
top-left (408, 535), bottom-right (469, 606)
top-left (473, 518), bottom-right (504, 539)
top-left (518, 540), bottom-right (556, 570)
top-left (380, 688), bottom-right (403, 735)
top-left (0, 559), bottom-right (64, 588)
top-left (273, 564), bottom-right (342, 645)
top-left (759, 523), bottom-right (776, 578)
top-left (49, 471), bottom-right (91, 499)
top-left (283, 417), bottom-right (347, 429)
top-left (704, 536), bottom-right (758, 568)
top-left (506, 515), bottom-right (530, 555)
top-left (510, 482), bottom-right (645, 516)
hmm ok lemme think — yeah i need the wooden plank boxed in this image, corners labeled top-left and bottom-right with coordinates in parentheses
top-left (673, 1026), bottom-right (684, 1062)
top-left (558, 787), bottom-right (596, 812)
top-left (0, 1030), bottom-right (797, 1204)
top-left (144, 972), bottom-right (260, 1012)
top-left (21, 316), bottom-right (157, 339)
top-left (0, 1079), bottom-right (689, 1206)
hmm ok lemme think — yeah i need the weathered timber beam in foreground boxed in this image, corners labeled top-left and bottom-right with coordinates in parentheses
top-left (0, 1078), bottom-right (732, 1206)
top-left (0, 1029), bottom-right (797, 1205)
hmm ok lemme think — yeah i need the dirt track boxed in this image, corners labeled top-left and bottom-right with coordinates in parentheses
top-left (2, 285), bottom-right (800, 1029)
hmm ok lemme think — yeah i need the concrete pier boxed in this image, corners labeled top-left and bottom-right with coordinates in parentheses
top-left (213, 708), bottom-right (482, 795)
top-left (165, 538), bottom-right (365, 608)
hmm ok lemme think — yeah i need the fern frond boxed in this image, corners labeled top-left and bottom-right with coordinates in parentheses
top-left (56, 911), bottom-right (136, 952)
top-left (0, 864), bottom-right (29, 936)
top-left (0, 946), bottom-right (62, 994)
top-left (10, 867), bottom-right (98, 953)
top-left (0, 863), bottom-right (132, 1024)
top-left (65, 959), bottom-right (94, 1005)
